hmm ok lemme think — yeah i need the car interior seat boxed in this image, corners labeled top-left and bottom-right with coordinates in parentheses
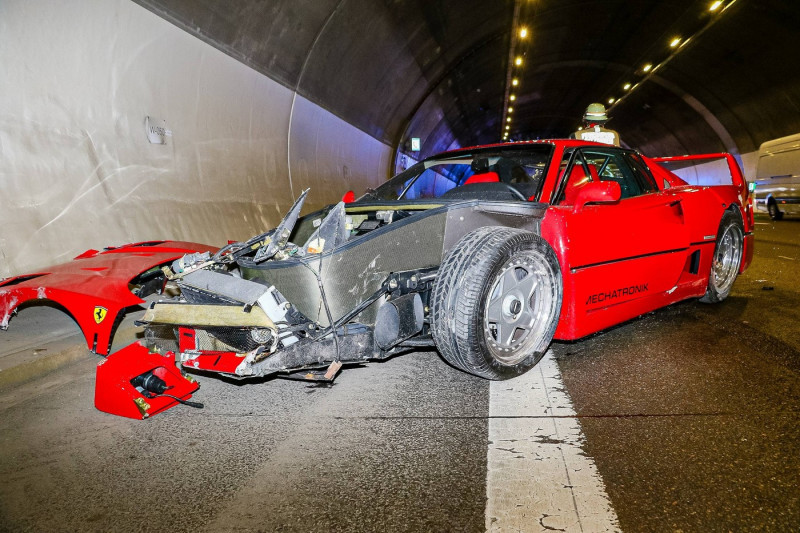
top-left (464, 157), bottom-right (500, 185)
top-left (464, 171), bottom-right (500, 184)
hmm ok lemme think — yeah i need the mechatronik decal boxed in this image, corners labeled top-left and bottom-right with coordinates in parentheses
top-left (586, 284), bottom-right (648, 305)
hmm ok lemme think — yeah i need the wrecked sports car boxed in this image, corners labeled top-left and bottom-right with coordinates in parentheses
top-left (1, 140), bottom-right (754, 419)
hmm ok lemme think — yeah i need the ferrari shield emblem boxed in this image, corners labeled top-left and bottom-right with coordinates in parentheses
top-left (93, 306), bottom-right (108, 324)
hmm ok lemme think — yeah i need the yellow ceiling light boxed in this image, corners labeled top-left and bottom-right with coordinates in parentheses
top-left (709, 1), bottom-right (722, 11)
top-left (623, 83), bottom-right (631, 90)
top-left (515, 56), bottom-right (523, 66)
top-left (505, 125), bottom-right (510, 130)
top-left (512, 78), bottom-right (519, 86)
top-left (510, 94), bottom-right (516, 101)
top-left (670, 37), bottom-right (681, 48)
top-left (519, 27), bottom-right (528, 39)
top-left (508, 107), bottom-right (513, 113)
top-left (507, 117), bottom-right (512, 122)
top-left (642, 63), bottom-right (652, 73)
top-left (608, 98), bottom-right (615, 104)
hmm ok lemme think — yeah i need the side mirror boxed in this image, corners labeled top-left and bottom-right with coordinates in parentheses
top-left (342, 190), bottom-right (355, 203)
top-left (573, 181), bottom-right (621, 213)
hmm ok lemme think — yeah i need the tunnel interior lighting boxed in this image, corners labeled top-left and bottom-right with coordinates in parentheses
top-left (515, 56), bottom-right (523, 66)
top-left (604, 2), bottom-right (733, 113)
top-left (507, 117), bottom-right (512, 122)
top-left (519, 27), bottom-right (528, 39)
top-left (508, 107), bottom-right (513, 113)
top-left (510, 94), bottom-right (516, 101)
top-left (512, 78), bottom-right (519, 86)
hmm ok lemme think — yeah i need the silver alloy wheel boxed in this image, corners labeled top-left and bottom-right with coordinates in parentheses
top-left (483, 253), bottom-right (557, 365)
top-left (710, 222), bottom-right (743, 295)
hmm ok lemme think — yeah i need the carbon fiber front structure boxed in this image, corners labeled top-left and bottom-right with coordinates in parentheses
top-left (238, 200), bottom-right (546, 327)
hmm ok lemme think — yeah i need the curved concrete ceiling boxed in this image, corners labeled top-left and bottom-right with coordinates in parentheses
top-left (135, 0), bottom-right (800, 160)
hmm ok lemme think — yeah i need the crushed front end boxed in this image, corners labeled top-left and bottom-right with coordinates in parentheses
top-left (97, 189), bottom-right (544, 418)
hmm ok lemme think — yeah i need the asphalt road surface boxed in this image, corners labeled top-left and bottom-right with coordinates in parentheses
top-left (0, 215), bottom-right (798, 532)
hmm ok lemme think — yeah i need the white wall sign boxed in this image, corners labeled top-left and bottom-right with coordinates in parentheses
top-left (145, 115), bottom-right (172, 144)
top-left (411, 137), bottom-right (420, 151)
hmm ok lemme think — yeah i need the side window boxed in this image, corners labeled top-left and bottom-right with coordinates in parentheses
top-left (623, 153), bottom-right (659, 193)
top-left (583, 149), bottom-right (649, 199)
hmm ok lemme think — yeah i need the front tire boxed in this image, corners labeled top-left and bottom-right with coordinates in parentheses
top-left (431, 227), bottom-right (562, 380)
top-left (700, 210), bottom-right (744, 303)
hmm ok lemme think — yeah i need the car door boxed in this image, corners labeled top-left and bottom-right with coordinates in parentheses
top-left (553, 148), bottom-right (691, 337)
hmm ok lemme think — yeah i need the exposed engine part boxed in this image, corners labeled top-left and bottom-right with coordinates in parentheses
top-left (374, 293), bottom-right (424, 349)
top-left (257, 286), bottom-right (299, 346)
top-left (172, 252), bottom-right (212, 275)
top-left (131, 370), bottom-right (169, 395)
top-left (375, 210), bottom-right (394, 224)
top-left (179, 269), bottom-right (268, 306)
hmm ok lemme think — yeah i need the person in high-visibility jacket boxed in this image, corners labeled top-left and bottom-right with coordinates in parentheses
top-left (570, 103), bottom-right (620, 146)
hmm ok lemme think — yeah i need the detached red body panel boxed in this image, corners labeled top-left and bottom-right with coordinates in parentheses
top-left (95, 342), bottom-right (199, 419)
top-left (0, 240), bottom-right (216, 354)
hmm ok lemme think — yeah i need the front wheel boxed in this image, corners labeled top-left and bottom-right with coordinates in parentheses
top-left (700, 210), bottom-right (744, 303)
top-left (431, 227), bottom-right (562, 380)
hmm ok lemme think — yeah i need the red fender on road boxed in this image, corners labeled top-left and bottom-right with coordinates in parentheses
top-left (0, 240), bottom-right (217, 354)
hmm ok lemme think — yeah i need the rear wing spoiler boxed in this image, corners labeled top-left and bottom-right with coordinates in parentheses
top-left (651, 153), bottom-right (748, 198)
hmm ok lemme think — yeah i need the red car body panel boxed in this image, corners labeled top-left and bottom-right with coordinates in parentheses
top-left (0, 240), bottom-right (216, 354)
top-left (95, 342), bottom-right (200, 419)
top-left (542, 151), bottom-right (753, 341)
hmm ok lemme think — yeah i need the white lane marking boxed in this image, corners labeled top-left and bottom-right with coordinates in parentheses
top-left (486, 352), bottom-right (621, 532)
top-left (778, 256), bottom-right (795, 261)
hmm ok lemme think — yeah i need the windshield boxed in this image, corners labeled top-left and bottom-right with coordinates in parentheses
top-left (365, 145), bottom-right (554, 202)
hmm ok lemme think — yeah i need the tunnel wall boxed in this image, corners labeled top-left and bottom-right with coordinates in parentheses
top-left (0, 0), bottom-right (391, 277)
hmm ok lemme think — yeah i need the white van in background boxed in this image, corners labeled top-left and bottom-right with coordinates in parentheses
top-left (752, 133), bottom-right (800, 220)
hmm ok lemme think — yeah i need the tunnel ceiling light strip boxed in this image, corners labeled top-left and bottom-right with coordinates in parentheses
top-left (500, 1), bottom-right (524, 141)
top-left (501, 0), bottom-right (542, 141)
top-left (604, 0), bottom-right (737, 115)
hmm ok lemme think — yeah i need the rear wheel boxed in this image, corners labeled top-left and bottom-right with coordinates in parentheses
top-left (431, 227), bottom-right (562, 379)
top-left (700, 210), bottom-right (744, 303)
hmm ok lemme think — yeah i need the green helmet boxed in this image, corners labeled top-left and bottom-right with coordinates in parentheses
top-left (584, 103), bottom-right (608, 123)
